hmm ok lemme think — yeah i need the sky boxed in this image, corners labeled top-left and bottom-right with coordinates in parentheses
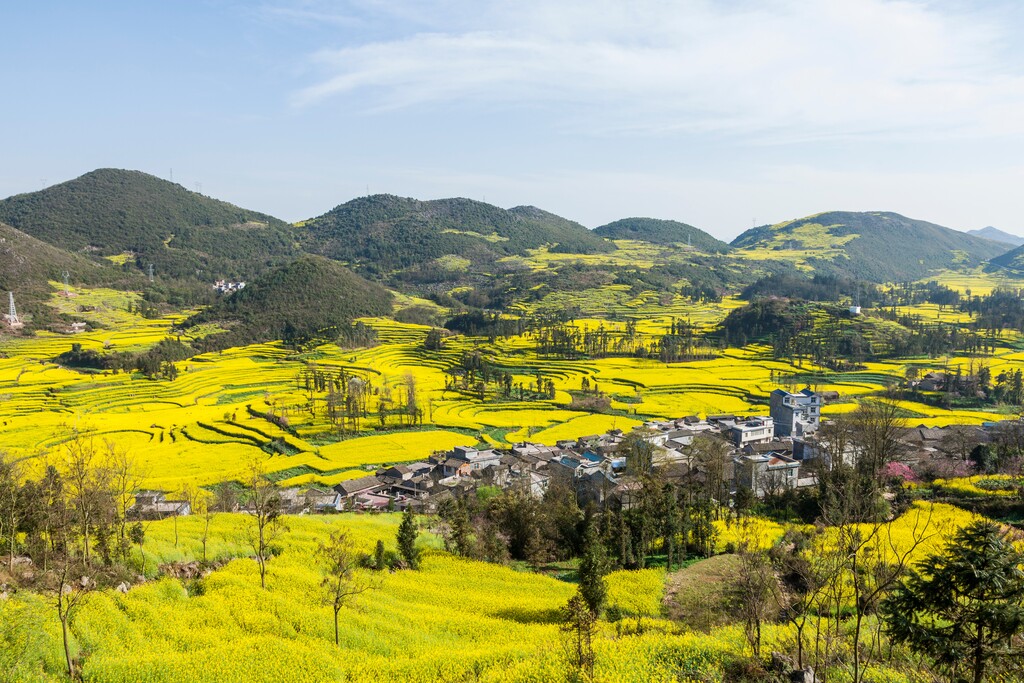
top-left (3, 0), bottom-right (1024, 240)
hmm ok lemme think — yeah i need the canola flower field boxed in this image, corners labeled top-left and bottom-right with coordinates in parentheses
top-left (2, 278), bottom-right (1023, 491)
top-left (0, 503), bottom-right (986, 683)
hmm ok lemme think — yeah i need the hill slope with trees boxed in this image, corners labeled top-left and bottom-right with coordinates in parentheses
top-left (731, 211), bottom-right (1008, 282)
top-left (989, 242), bottom-right (1024, 273)
top-left (299, 194), bottom-right (614, 276)
top-left (0, 221), bottom-right (138, 326)
top-left (185, 255), bottom-right (393, 348)
top-left (0, 169), bottom-right (298, 281)
top-left (593, 217), bottom-right (730, 253)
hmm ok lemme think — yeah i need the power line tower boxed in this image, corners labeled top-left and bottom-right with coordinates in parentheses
top-left (62, 270), bottom-right (71, 296)
top-left (147, 263), bottom-right (154, 282)
top-left (4, 292), bottom-right (22, 328)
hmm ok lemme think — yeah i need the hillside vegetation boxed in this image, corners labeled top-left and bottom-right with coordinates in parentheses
top-left (0, 221), bottom-right (137, 326)
top-left (299, 194), bottom-right (614, 275)
top-left (0, 169), bottom-right (298, 281)
top-left (185, 256), bottom-right (393, 348)
top-left (989, 242), bottom-right (1024, 273)
top-left (732, 211), bottom-right (1008, 282)
top-left (594, 217), bottom-right (730, 253)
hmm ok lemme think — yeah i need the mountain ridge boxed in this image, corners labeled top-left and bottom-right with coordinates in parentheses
top-left (0, 168), bottom-right (298, 281)
top-left (298, 194), bottom-right (614, 276)
top-left (731, 210), bottom-right (1007, 282)
top-left (967, 226), bottom-right (1024, 247)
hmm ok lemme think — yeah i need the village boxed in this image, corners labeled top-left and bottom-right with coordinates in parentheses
top-left (132, 387), bottom-right (1023, 520)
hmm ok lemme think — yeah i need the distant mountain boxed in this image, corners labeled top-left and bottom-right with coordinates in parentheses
top-left (593, 217), bottom-right (730, 253)
top-left (299, 194), bottom-right (614, 275)
top-left (731, 211), bottom-right (1008, 283)
top-left (0, 169), bottom-right (298, 281)
top-left (0, 221), bottom-right (135, 327)
top-left (967, 226), bottom-right (1024, 247)
top-left (185, 255), bottom-right (393, 347)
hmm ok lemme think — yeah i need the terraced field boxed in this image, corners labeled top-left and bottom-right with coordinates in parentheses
top-left (3, 280), bottom-right (1022, 492)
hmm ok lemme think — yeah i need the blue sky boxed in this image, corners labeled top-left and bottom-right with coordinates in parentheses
top-left (3, 0), bottom-right (1024, 239)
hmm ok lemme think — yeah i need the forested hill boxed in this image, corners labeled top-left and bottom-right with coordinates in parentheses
top-left (989, 243), bottom-right (1024, 273)
top-left (593, 217), bottom-right (730, 253)
top-left (298, 194), bottom-right (614, 275)
top-left (185, 256), bottom-right (393, 348)
top-left (731, 211), bottom-right (1008, 283)
top-left (0, 169), bottom-right (298, 281)
top-left (0, 221), bottom-right (135, 325)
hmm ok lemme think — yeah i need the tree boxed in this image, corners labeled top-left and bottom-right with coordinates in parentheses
top-left (882, 521), bottom-right (1024, 683)
top-left (106, 444), bottom-right (143, 564)
top-left (730, 546), bottom-right (780, 659)
top-left (621, 431), bottom-right (655, 475)
top-left (397, 506), bottom-right (420, 569)
top-left (577, 519), bottom-right (609, 616)
top-left (0, 452), bottom-right (22, 570)
top-left (561, 592), bottom-right (597, 682)
top-left (129, 521), bottom-right (145, 575)
top-left (243, 459), bottom-right (283, 590)
top-left (318, 530), bottom-right (372, 646)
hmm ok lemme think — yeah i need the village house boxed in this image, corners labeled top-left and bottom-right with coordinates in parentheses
top-left (725, 416), bottom-right (775, 448)
top-left (333, 475), bottom-right (386, 507)
top-left (734, 453), bottom-right (801, 497)
top-left (769, 388), bottom-right (822, 437)
top-left (130, 491), bottom-right (191, 520)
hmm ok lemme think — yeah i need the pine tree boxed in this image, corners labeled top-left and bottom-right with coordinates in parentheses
top-left (397, 506), bottom-right (420, 569)
top-left (881, 521), bottom-right (1024, 683)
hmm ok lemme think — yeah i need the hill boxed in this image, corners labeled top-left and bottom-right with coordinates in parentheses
top-left (988, 243), bottom-right (1024, 273)
top-left (967, 226), bottom-right (1024, 247)
top-left (0, 221), bottom-right (137, 327)
top-left (731, 211), bottom-right (1008, 283)
top-left (593, 217), bottom-right (730, 253)
top-left (185, 255), bottom-right (393, 347)
top-left (299, 194), bottom-right (614, 276)
top-left (0, 169), bottom-right (298, 281)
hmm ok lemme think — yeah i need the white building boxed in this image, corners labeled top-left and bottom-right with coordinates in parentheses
top-left (769, 388), bottom-right (822, 437)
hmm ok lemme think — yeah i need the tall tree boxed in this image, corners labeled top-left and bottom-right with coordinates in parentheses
top-left (882, 521), bottom-right (1024, 683)
top-left (0, 452), bottom-right (22, 570)
top-left (561, 592), bottom-right (597, 682)
top-left (396, 506), bottom-right (420, 569)
top-left (578, 518), bottom-right (610, 616)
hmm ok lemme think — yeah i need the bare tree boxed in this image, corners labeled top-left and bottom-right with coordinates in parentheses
top-left (850, 401), bottom-right (907, 489)
top-left (731, 545), bottom-right (781, 659)
top-left (243, 459), bottom-right (283, 590)
top-left (318, 530), bottom-right (373, 646)
top-left (687, 434), bottom-right (731, 519)
top-left (106, 442), bottom-right (143, 563)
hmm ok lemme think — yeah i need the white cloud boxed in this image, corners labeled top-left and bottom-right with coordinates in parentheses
top-left (291, 0), bottom-right (1024, 141)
